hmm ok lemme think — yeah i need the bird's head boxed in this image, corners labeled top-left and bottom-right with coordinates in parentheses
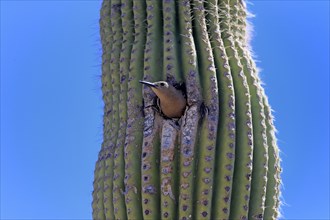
top-left (139, 80), bottom-right (172, 98)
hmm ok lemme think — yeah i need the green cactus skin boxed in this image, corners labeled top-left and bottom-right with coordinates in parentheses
top-left (93, 0), bottom-right (281, 219)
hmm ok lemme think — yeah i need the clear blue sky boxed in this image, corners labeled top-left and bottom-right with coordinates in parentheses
top-left (1, 1), bottom-right (329, 219)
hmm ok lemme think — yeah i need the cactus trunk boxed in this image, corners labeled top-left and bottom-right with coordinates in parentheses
top-left (93, 0), bottom-right (281, 219)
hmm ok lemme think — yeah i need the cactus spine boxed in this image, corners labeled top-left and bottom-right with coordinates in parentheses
top-left (93, 0), bottom-right (281, 219)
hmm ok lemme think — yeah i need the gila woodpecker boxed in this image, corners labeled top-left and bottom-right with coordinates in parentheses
top-left (139, 80), bottom-right (187, 118)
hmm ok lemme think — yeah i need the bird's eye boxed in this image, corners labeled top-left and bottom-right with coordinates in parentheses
top-left (160, 82), bottom-right (165, 86)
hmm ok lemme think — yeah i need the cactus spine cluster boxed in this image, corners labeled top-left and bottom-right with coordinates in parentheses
top-left (93, 0), bottom-right (281, 219)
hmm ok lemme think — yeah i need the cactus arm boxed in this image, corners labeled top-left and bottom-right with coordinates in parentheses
top-left (163, 0), bottom-right (182, 81)
top-left (205, 0), bottom-right (237, 218)
top-left (122, 0), bottom-right (146, 218)
top-left (191, 1), bottom-right (219, 219)
top-left (160, 120), bottom-right (179, 219)
top-left (217, 1), bottom-right (254, 219)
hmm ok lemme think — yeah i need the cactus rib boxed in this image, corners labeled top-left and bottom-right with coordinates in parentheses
top-left (206, 0), bottom-right (237, 218)
top-left (177, 1), bottom-right (202, 219)
top-left (123, 0), bottom-right (146, 218)
top-left (191, 0), bottom-right (219, 219)
top-left (218, 1), bottom-right (254, 219)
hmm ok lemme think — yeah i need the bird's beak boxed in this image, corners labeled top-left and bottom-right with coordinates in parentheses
top-left (139, 80), bottom-right (156, 88)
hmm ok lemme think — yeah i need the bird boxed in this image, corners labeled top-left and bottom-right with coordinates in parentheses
top-left (139, 80), bottom-right (187, 118)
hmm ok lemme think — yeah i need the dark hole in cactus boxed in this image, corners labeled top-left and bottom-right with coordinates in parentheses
top-left (205, 156), bottom-right (212, 161)
top-left (181, 194), bottom-right (188, 200)
top-left (162, 167), bottom-right (169, 174)
top-left (183, 148), bottom-right (192, 156)
top-left (143, 175), bottom-right (149, 181)
top-left (203, 178), bottom-right (210, 184)
top-left (202, 200), bottom-right (208, 206)
top-left (229, 133), bottom-right (235, 139)
top-left (111, 3), bottom-right (122, 11)
top-left (225, 175), bottom-right (231, 181)
top-left (166, 56), bottom-right (172, 60)
top-left (166, 64), bottom-right (173, 70)
top-left (200, 102), bottom-right (208, 118)
top-left (144, 209), bottom-right (150, 215)
top-left (142, 152), bottom-right (147, 158)
top-left (226, 164), bottom-right (233, 170)
top-left (183, 160), bottom-right (190, 166)
top-left (227, 152), bottom-right (234, 159)
top-left (202, 211), bottom-right (208, 217)
top-left (203, 189), bottom-right (209, 195)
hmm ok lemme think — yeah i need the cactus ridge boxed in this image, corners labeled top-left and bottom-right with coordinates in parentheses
top-left (123, 0), bottom-right (146, 218)
top-left (93, 0), bottom-right (281, 219)
top-left (103, 0), bottom-right (124, 219)
top-left (93, 0), bottom-right (112, 219)
top-left (206, 0), bottom-right (237, 218)
top-left (191, 1), bottom-right (219, 219)
top-left (230, 1), bottom-right (269, 219)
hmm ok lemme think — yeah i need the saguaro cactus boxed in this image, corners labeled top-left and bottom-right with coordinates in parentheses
top-left (92, 0), bottom-right (281, 219)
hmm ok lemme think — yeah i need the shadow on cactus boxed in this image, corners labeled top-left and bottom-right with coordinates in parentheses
top-left (92, 0), bottom-right (282, 219)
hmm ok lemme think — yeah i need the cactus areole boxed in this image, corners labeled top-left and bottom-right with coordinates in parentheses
top-left (92, 0), bottom-right (281, 219)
